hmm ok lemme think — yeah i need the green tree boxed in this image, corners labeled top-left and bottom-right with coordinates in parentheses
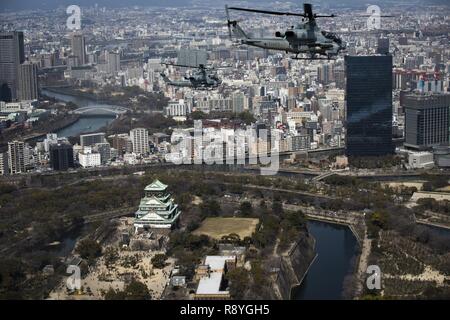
top-left (151, 254), bottom-right (167, 269)
top-left (200, 199), bottom-right (221, 218)
top-left (283, 210), bottom-right (306, 231)
top-left (371, 211), bottom-right (388, 229)
top-left (234, 111), bottom-right (256, 125)
top-left (104, 287), bottom-right (126, 300)
top-left (104, 247), bottom-right (119, 269)
top-left (272, 200), bottom-right (283, 216)
top-left (226, 267), bottom-right (249, 299)
top-left (190, 111), bottom-right (207, 120)
top-left (76, 239), bottom-right (102, 262)
top-left (124, 280), bottom-right (151, 300)
top-left (240, 201), bottom-right (253, 216)
top-left (104, 280), bottom-right (151, 300)
top-left (0, 258), bottom-right (26, 299)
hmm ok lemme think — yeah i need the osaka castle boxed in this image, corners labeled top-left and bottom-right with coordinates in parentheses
top-left (134, 179), bottom-right (181, 231)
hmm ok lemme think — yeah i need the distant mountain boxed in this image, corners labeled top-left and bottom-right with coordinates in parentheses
top-left (0, 0), bottom-right (188, 12)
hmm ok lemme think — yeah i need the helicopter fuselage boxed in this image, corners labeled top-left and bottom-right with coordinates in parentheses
top-left (161, 69), bottom-right (221, 89)
top-left (236, 23), bottom-right (342, 57)
top-left (227, 6), bottom-right (346, 58)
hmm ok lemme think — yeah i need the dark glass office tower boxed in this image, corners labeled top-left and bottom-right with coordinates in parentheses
top-left (376, 37), bottom-right (390, 55)
top-left (345, 55), bottom-right (394, 157)
top-left (0, 31), bottom-right (25, 102)
top-left (50, 142), bottom-right (74, 171)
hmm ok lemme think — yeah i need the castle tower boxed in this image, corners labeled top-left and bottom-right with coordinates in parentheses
top-left (134, 179), bottom-right (181, 232)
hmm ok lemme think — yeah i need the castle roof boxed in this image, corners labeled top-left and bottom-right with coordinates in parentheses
top-left (145, 197), bottom-right (166, 206)
top-left (144, 179), bottom-right (168, 192)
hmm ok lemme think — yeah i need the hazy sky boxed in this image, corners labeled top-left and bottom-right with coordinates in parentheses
top-left (0, 0), bottom-right (447, 12)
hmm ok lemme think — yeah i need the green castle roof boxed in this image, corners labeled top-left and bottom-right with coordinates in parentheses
top-left (144, 179), bottom-right (168, 192)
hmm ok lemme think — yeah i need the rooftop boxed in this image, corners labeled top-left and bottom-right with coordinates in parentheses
top-left (196, 272), bottom-right (228, 295)
top-left (204, 255), bottom-right (236, 271)
top-left (144, 179), bottom-right (168, 192)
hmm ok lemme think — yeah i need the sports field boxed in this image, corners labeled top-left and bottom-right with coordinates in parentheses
top-left (193, 217), bottom-right (259, 239)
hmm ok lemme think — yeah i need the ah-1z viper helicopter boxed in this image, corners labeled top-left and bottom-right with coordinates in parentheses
top-left (226, 3), bottom-right (346, 60)
top-left (160, 63), bottom-right (222, 89)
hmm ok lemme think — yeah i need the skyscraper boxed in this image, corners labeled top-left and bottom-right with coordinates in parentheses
top-left (71, 32), bottom-right (86, 66)
top-left (232, 92), bottom-right (245, 114)
top-left (317, 63), bottom-right (330, 85)
top-left (8, 140), bottom-right (25, 174)
top-left (49, 142), bottom-right (75, 171)
top-left (18, 61), bottom-right (38, 100)
top-left (106, 51), bottom-right (120, 74)
top-left (376, 37), bottom-right (390, 55)
top-left (130, 128), bottom-right (149, 155)
top-left (404, 93), bottom-right (450, 150)
top-left (0, 31), bottom-right (25, 102)
top-left (345, 55), bottom-right (394, 157)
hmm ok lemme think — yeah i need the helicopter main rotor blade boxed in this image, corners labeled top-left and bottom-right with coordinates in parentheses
top-left (161, 62), bottom-right (190, 68)
top-left (354, 15), bottom-right (395, 17)
top-left (227, 6), bottom-right (306, 17)
top-left (314, 14), bottom-right (336, 18)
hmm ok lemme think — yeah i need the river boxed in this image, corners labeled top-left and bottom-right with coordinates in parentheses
top-left (41, 89), bottom-right (117, 138)
top-left (293, 221), bottom-right (359, 300)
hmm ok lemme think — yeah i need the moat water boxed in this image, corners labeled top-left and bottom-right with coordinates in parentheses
top-left (41, 89), bottom-right (117, 138)
top-left (293, 221), bottom-right (359, 300)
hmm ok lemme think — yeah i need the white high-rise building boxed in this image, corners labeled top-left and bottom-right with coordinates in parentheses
top-left (8, 140), bottom-right (25, 174)
top-left (18, 61), bottom-right (39, 100)
top-left (232, 92), bottom-right (245, 114)
top-left (106, 51), bottom-right (120, 74)
top-left (130, 128), bottom-right (149, 155)
top-left (71, 32), bottom-right (86, 65)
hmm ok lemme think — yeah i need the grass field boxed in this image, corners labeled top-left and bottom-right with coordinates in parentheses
top-left (193, 217), bottom-right (259, 240)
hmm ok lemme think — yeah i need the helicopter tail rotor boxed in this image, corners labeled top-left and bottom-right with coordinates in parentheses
top-left (226, 5), bottom-right (249, 40)
top-left (225, 5), bottom-right (232, 39)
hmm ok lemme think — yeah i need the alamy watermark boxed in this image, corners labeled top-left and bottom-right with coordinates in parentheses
top-left (366, 5), bottom-right (381, 30)
top-left (66, 265), bottom-right (81, 291)
top-left (366, 265), bottom-right (381, 290)
top-left (66, 5), bottom-right (82, 30)
top-left (165, 120), bottom-right (280, 175)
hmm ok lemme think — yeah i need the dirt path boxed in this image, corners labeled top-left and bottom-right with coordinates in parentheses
top-left (354, 229), bottom-right (372, 298)
top-left (384, 265), bottom-right (449, 285)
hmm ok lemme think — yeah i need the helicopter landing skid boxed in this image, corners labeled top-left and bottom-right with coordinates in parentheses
top-left (291, 55), bottom-right (334, 60)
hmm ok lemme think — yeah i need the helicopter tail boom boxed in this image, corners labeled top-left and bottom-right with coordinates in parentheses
top-left (160, 72), bottom-right (173, 85)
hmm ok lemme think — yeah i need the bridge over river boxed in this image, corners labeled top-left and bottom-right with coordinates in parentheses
top-left (72, 105), bottom-right (130, 115)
